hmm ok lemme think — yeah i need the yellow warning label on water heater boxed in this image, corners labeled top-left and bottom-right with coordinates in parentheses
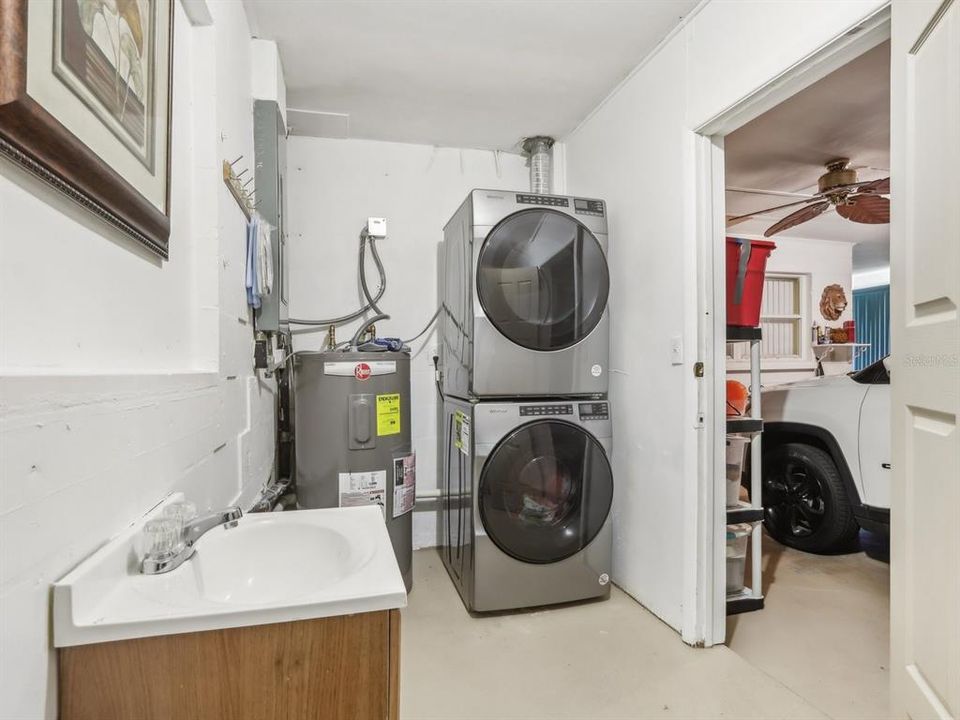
top-left (376, 393), bottom-right (401, 436)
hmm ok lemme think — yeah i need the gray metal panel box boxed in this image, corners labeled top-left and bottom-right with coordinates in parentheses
top-left (253, 100), bottom-right (288, 333)
top-left (294, 351), bottom-right (413, 590)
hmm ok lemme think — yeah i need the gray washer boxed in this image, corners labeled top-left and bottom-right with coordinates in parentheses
top-left (438, 396), bottom-right (613, 612)
top-left (294, 351), bottom-right (413, 591)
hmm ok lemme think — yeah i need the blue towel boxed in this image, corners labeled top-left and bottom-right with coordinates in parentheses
top-left (245, 216), bottom-right (260, 308)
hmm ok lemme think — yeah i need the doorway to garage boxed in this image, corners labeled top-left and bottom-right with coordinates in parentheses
top-left (697, 10), bottom-right (893, 718)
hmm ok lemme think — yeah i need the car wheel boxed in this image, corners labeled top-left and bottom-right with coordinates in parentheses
top-left (762, 443), bottom-right (860, 554)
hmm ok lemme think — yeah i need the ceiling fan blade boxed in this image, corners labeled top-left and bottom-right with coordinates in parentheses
top-left (764, 200), bottom-right (831, 237)
top-left (857, 177), bottom-right (890, 194)
top-left (836, 193), bottom-right (890, 224)
top-left (725, 214), bottom-right (755, 228)
top-left (726, 196), bottom-right (820, 225)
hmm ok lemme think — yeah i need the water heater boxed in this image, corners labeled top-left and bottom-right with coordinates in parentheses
top-left (293, 351), bottom-right (413, 591)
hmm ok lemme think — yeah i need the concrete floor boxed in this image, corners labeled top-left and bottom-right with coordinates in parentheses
top-left (400, 534), bottom-right (889, 720)
top-left (401, 550), bottom-right (820, 720)
top-left (727, 531), bottom-right (891, 720)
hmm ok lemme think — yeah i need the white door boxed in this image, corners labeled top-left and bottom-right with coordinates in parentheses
top-left (890, 1), bottom-right (960, 718)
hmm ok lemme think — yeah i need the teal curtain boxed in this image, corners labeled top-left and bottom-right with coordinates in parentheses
top-left (852, 285), bottom-right (890, 370)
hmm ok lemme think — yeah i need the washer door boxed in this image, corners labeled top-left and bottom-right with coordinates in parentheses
top-left (479, 420), bottom-right (613, 564)
top-left (477, 209), bottom-right (609, 351)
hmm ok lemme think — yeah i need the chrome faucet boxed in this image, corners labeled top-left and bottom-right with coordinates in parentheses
top-left (141, 506), bottom-right (243, 575)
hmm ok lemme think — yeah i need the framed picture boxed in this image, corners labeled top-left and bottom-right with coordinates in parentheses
top-left (0, 0), bottom-right (173, 258)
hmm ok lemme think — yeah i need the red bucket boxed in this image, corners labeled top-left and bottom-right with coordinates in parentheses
top-left (726, 238), bottom-right (776, 327)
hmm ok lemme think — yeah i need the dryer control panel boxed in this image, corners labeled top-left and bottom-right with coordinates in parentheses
top-left (578, 402), bottom-right (610, 420)
top-left (573, 198), bottom-right (605, 217)
top-left (513, 193), bottom-right (606, 217)
top-left (516, 193), bottom-right (569, 207)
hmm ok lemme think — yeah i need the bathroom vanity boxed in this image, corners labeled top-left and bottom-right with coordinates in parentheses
top-left (59, 609), bottom-right (400, 720)
top-left (53, 501), bottom-right (406, 720)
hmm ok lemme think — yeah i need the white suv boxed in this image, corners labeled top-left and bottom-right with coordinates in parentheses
top-left (759, 357), bottom-right (891, 553)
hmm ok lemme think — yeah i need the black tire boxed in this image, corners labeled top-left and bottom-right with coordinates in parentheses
top-left (762, 442), bottom-right (860, 554)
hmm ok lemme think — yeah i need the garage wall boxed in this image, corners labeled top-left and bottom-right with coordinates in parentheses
top-left (562, 0), bottom-right (887, 640)
top-left (727, 235), bottom-right (855, 387)
top-left (284, 137), bottom-right (529, 547)
top-left (0, 4), bottom-right (277, 717)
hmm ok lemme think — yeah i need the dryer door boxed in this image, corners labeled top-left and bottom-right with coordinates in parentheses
top-left (477, 209), bottom-right (609, 351)
top-left (478, 420), bottom-right (613, 564)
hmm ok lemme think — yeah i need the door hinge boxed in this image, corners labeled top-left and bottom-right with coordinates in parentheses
top-left (694, 361), bottom-right (705, 378)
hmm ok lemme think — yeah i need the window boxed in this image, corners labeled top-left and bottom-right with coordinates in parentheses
top-left (729, 273), bottom-right (809, 362)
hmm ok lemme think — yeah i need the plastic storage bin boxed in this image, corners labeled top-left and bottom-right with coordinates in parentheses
top-left (726, 237), bottom-right (776, 327)
top-left (726, 436), bottom-right (750, 507)
top-left (726, 524), bottom-right (752, 595)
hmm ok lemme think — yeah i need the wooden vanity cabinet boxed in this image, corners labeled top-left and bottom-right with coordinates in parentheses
top-left (59, 609), bottom-right (400, 720)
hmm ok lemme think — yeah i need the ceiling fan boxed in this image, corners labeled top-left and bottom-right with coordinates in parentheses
top-left (726, 158), bottom-right (890, 237)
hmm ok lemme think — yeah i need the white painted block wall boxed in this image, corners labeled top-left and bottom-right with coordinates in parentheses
top-left (0, 4), bottom-right (277, 718)
top-left (562, 0), bottom-right (886, 640)
top-left (285, 137), bottom-right (528, 547)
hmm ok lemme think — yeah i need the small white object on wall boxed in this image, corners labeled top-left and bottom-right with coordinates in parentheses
top-left (671, 335), bottom-right (684, 365)
top-left (367, 217), bottom-right (387, 238)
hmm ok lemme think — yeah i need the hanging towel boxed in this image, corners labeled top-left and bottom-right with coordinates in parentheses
top-left (256, 214), bottom-right (274, 298)
top-left (245, 215), bottom-right (260, 309)
top-left (246, 213), bottom-right (275, 309)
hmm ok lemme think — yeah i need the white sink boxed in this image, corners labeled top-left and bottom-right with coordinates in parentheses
top-left (53, 498), bottom-right (406, 647)
top-left (196, 519), bottom-right (365, 605)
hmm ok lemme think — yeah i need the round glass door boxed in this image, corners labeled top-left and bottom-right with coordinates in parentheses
top-left (476, 209), bottom-right (609, 351)
top-left (478, 420), bottom-right (613, 564)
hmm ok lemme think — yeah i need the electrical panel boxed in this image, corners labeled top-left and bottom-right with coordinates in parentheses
top-left (253, 100), bottom-right (288, 333)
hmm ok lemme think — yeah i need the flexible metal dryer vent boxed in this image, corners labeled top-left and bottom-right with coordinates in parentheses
top-left (521, 136), bottom-right (555, 195)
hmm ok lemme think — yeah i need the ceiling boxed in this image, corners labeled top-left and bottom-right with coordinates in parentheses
top-left (244, 0), bottom-right (699, 150)
top-left (724, 40), bottom-right (890, 267)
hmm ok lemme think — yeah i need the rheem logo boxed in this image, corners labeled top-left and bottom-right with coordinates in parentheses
top-left (354, 363), bottom-right (372, 381)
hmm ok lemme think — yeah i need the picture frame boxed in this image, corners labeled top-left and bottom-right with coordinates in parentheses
top-left (0, 0), bottom-right (174, 259)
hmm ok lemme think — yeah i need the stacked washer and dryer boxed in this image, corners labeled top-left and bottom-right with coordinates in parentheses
top-left (437, 189), bottom-right (614, 612)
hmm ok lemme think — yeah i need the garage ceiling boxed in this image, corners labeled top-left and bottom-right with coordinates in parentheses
top-left (243, 0), bottom-right (699, 150)
top-left (724, 40), bottom-right (890, 265)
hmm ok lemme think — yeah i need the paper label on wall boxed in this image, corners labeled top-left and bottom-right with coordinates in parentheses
top-left (338, 470), bottom-right (386, 514)
top-left (392, 453), bottom-right (416, 518)
top-left (376, 393), bottom-right (401, 436)
top-left (454, 411), bottom-right (470, 456)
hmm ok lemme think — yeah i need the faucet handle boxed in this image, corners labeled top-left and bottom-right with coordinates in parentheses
top-left (143, 517), bottom-right (184, 560)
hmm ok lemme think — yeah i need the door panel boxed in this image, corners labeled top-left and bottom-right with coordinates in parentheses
top-left (891, 1), bottom-right (960, 717)
top-left (478, 420), bottom-right (613, 564)
top-left (476, 209), bottom-right (609, 351)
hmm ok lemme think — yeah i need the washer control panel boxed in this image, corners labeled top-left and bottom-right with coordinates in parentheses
top-left (520, 404), bottom-right (574, 417)
top-left (516, 193), bottom-right (569, 208)
top-left (574, 198), bottom-right (605, 217)
top-left (578, 402), bottom-right (610, 420)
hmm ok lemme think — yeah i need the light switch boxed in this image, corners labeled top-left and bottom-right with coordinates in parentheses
top-left (670, 335), bottom-right (684, 365)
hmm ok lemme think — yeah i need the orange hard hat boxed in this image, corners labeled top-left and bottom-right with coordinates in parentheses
top-left (726, 380), bottom-right (749, 417)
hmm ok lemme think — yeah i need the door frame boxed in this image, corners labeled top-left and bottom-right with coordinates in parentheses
top-left (692, 6), bottom-right (892, 646)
